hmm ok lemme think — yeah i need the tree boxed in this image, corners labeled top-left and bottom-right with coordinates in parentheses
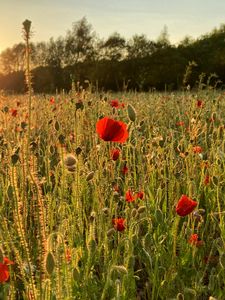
top-left (65, 17), bottom-right (96, 65)
top-left (179, 35), bottom-right (195, 47)
top-left (32, 41), bottom-right (49, 67)
top-left (0, 43), bottom-right (25, 73)
top-left (101, 32), bottom-right (126, 61)
top-left (156, 25), bottom-right (171, 49)
top-left (127, 34), bottom-right (156, 59)
top-left (46, 37), bottom-right (65, 67)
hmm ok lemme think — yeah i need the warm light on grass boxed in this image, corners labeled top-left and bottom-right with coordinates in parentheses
top-left (0, 90), bottom-right (225, 299)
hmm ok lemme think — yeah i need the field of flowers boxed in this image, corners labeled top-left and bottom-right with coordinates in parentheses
top-left (0, 90), bottom-right (225, 299)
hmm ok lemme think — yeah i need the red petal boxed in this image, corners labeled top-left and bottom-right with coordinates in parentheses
top-left (96, 117), bottom-right (128, 143)
top-left (3, 257), bottom-right (14, 265)
top-left (0, 264), bottom-right (10, 282)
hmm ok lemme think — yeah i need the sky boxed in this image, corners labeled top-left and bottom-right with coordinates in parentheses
top-left (0, 0), bottom-right (225, 51)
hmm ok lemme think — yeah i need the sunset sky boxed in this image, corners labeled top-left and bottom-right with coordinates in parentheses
top-left (0, 0), bottom-right (225, 51)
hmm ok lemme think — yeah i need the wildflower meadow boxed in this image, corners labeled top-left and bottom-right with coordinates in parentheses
top-left (0, 89), bottom-right (225, 300)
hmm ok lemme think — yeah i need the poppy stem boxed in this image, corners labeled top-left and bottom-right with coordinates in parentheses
top-left (172, 217), bottom-right (180, 258)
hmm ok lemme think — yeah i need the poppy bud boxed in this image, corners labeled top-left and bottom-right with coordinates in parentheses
top-left (102, 207), bottom-right (109, 216)
top-left (137, 206), bottom-right (146, 214)
top-left (176, 293), bottom-right (184, 300)
top-left (131, 208), bottom-right (137, 218)
top-left (122, 165), bottom-right (128, 175)
top-left (127, 104), bottom-right (136, 122)
top-left (111, 148), bottom-right (120, 161)
top-left (86, 171), bottom-right (95, 181)
top-left (67, 165), bottom-right (76, 172)
top-left (107, 228), bottom-right (116, 236)
top-left (89, 211), bottom-right (96, 222)
top-left (64, 154), bottom-right (77, 167)
top-left (111, 265), bottom-right (128, 274)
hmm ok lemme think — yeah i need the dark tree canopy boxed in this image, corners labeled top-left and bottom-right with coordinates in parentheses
top-left (1, 18), bottom-right (225, 93)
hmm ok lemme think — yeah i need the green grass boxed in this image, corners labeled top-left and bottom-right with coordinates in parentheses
top-left (0, 90), bottom-right (225, 299)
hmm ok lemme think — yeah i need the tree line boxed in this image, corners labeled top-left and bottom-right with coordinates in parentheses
top-left (0, 17), bottom-right (225, 93)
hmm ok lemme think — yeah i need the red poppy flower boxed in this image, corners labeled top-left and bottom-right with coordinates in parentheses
top-left (110, 99), bottom-right (119, 108)
top-left (136, 191), bottom-right (144, 200)
top-left (176, 195), bottom-right (197, 217)
top-left (96, 117), bottom-right (129, 143)
top-left (0, 257), bottom-right (14, 283)
top-left (111, 148), bottom-right (120, 161)
top-left (112, 218), bottom-right (125, 231)
top-left (204, 175), bottom-right (210, 185)
top-left (192, 146), bottom-right (202, 153)
top-left (188, 234), bottom-right (204, 247)
top-left (125, 190), bottom-right (135, 202)
top-left (176, 121), bottom-right (185, 126)
top-left (50, 97), bottom-right (55, 104)
top-left (10, 109), bottom-right (18, 117)
top-left (65, 249), bottom-right (72, 263)
top-left (120, 103), bottom-right (125, 108)
top-left (197, 100), bottom-right (203, 108)
top-left (113, 185), bottom-right (120, 193)
top-left (122, 165), bottom-right (128, 175)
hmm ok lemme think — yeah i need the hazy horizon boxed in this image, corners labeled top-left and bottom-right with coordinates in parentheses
top-left (1, 0), bottom-right (225, 51)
